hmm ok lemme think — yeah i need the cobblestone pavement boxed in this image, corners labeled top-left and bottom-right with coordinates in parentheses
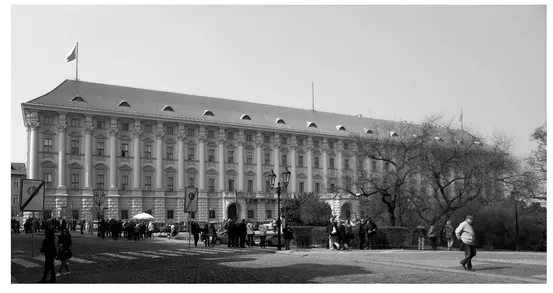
top-left (11, 233), bottom-right (547, 283)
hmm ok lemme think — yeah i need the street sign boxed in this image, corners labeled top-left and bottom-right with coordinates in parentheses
top-left (184, 187), bottom-right (198, 213)
top-left (20, 179), bottom-right (45, 212)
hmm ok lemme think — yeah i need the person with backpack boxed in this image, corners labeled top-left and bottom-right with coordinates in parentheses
top-left (56, 228), bottom-right (72, 277)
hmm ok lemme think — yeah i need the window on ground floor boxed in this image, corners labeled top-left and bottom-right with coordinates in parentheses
top-left (43, 210), bottom-right (52, 219)
top-left (121, 210), bottom-right (129, 220)
top-left (44, 173), bottom-right (52, 189)
top-left (248, 210), bottom-right (254, 219)
top-left (209, 210), bottom-right (216, 219)
top-left (72, 210), bottom-right (79, 220)
top-left (190, 212), bottom-right (196, 219)
top-left (121, 175), bottom-right (129, 190)
top-left (167, 210), bottom-right (174, 219)
top-left (266, 210), bottom-right (272, 219)
top-left (208, 179), bottom-right (215, 192)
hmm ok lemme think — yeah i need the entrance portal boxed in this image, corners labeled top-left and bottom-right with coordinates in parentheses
top-left (341, 203), bottom-right (352, 221)
top-left (227, 203), bottom-right (238, 220)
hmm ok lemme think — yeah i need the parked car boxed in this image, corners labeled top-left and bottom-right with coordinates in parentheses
top-left (213, 230), bottom-right (278, 246)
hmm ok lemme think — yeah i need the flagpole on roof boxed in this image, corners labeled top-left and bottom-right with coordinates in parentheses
top-left (76, 42), bottom-right (79, 81)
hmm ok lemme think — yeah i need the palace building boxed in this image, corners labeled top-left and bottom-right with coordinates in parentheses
top-left (20, 79), bottom-right (399, 223)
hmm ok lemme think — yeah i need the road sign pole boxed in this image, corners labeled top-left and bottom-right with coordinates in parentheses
top-left (188, 215), bottom-right (191, 248)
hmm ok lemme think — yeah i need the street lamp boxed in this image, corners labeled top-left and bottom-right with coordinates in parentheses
top-left (93, 191), bottom-right (106, 222)
top-left (267, 167), bottom-right (291, 250)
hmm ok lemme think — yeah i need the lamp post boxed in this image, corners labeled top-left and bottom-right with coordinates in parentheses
top-left (511, 190), bottom-right (520, 252)
top-left (93, 191), bottom-right (106, 222)
top-left (268, 167), bottom-right (291, 250)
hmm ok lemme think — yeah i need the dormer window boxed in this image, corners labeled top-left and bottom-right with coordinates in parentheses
top-left (118, 100), bottom-right (131, 107)
top-left (307, 122), bottom-right (317, 128)
top-left (364, 128), bottom-right (374, 134)
top-left (240, 114), bottom-right (251, 120)
top-left (389, 131), bottom-right (398, 137)
top-left (203, 110), bottom-right (214, 116)
top-left (336, 125), bottom-right (346, 131)
top-left (275, 118), bottom-right (285, 124)
top-left (162, 105), bottom-right (174, 112)
top-left (71, 96), bottom-right (84, 102)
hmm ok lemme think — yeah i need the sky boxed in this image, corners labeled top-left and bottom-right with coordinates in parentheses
top-left (8, 5), bottom-right (546, 164)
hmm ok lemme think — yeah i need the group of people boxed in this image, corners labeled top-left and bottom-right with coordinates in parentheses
top-left (190, 222), bottom-right (217, 246)
top-left (37, 225), bottom-right (73, 283)
top-left (327, 217), bottom-right (378, 251)
top-left (11, 218), bottom-right (21, 234)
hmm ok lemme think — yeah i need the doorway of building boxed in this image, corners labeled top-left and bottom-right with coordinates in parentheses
top-left (341, 203), bottom-right (352, 221)
top-left (227, 203), bottom-right (239, 220)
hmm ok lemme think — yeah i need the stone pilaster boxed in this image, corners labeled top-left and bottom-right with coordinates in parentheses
top-left (155, 121), bottom-right (165, 197)
top-left (289, 136), bottom-right (297, 193)
top-left (198, 127), bottom-right (206, 191)
top-left (218, 128), bottom-right (226, 192)
top-left (107, 197), bottom-right (119, 220)
top-left (322, 138), bottom-right (329, 190)
top-left (132, 120), bottom-right (142, 195)
top-left (109, 118), bottom-right (118, 192)
top-left (24, 110), bottom-right (39, 179)
top-left (155, 197), bottom-right (165, 223)
top-left (255, 132), bottom-right (263, 192)
top-left (307, 136), bottom-right (313, 193)
top-left (177, 124), bottom-right (186, 191)
top-left (57, 113), bottom-right (67, 191)
top-left (237, 130), bottom-right (245, 191)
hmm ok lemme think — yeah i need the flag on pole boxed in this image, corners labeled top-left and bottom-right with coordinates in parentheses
top-left (66, 44), bottom-right (77, 62)
top-left (459, 112), bottom-right (463, 123)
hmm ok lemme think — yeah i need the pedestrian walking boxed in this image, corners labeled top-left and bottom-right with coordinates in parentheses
top-left (37, 228), bottom-right (57, 283)
top-left (246, 222), bottom-right (255, 248)
top-left (427, 223), bottom-right (438, 250)
top-left (191, 221), bottom-right (201, 246)
top-left (238, 219), bottom-right (247, 248)
top-left (55, 228), bottom-right (72, 277)
top-left (258, 224), bottom-right (267, 248)
top-left (456, 215), bottom-right (477, 272)
top-left (444, 220), bottom-right (454, 251)
top-left (338, 220), bottom-right (350, 251)
top-left (134, 223), bottom-right (140, 241)
top-left (80, 220), bottom-right (85, 235)
top-left (209, 223), bottom-right (218, 247)
top-left (201, 224), bottom-right (209, 247)
top-left (331, 219), bottom-right (340, 250)
top-left (358, 219), bottom-right (366, 250)
top-left (227, 219), bottom-right (236, 247)
top-left (416, 222), bottom-right (427, 250)
top-left (283, 224), bottom-right (294, 250)
top-left (326, 216), bottom-right (335, 250)
top-left (366, 218), bottom-right (377, 250)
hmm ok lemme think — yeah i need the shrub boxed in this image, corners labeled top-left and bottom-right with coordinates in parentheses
top-left (290, 226), bottom-right (328, 248)
top-left (372, 227), bottom-right (410, 248)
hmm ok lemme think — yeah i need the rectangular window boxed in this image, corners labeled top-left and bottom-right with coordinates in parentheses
top-left (298, 156), bottom-right (304, 167)
top-left (344, 143), bottom-right (349, 150)
top-left (246, 152), bottom-right (252, 164)
top-left (208, 130), bottom-right (214, 138)
top-left (208, 149), bottom-right (215, 161)
top-left (228, 132), bottom-right (234, 140)
top-left (121, 175), bottom-right (129, 190)
top-left (167, 210), bottom-right (174, 219)
top-left (13, 179), bottom-right (19, 187)
top-left (72, 210), bottom-right (79, 220)
top-left (209, 210), bottom-right (216, 219)
top-left (167, 146), bottom-right (174, 160)
top-left (190, 212), bottom-right (196, 219)
top-left (188, 177), bottom-right (195, 187)
top-left (44, 173), bottom-right (52, 189)
top-left (266, 210), bottom-right (272, 219)
top-left (265, 181), bottom-right (271, 192)
top-left (330, 158), bottom-right (335, 169)
top-left (71, 140), bottom-right (79, 154)
top-left (97, 120), bottom-right (105, 129)
top-left (144, 176), bottom-right (152, 191)
top-left (188, 148), bottom-right (195, 160)
top-left (71, 173), bottom-right (79, 189)
top-left (228, 151), bottom-right (234, 163)
top-left (44, 138), bottom-right (53, 152)
top-left (330, 183), bottom-right (336, 192)
top-left (121, 143), bottom-right (129, 157)
top-left (187, 128), bottom-right (195, 137)
top-left (329, 142), bottom-right (334, 149)
top-left (96, 174), bottom-right (105, 190)
top-left (122, 123), bottom-right (129, 131)
top-left (314, 157), bottom-right (319, 168)
top-left (97, 141), bottom-right (105, 156)
top-left (281, 154), bottom-right (287, 166)
top-left (247, 180), bottom-right (253, 192)
top-left (209, 179), bottom-right (215, 192)
top-left (298, 139), bottom-right (304, 146)
top-left (228, 179), bottom-right (234, 192)
top-left (281, 137), bottom-right (287, 145)
top-left (144, 125), bottom-right (152, 133)
top-left (385, 162), bottom-right (390, 171)
top-left (264, 136), bottom-right (269, 143)
top-left (121, 210), bottom-right (129, 220)
top-left (44, 116), bottom-right (53, 125)
top-left (167, 127), bottom-right (174, 135)
top-left (144, 144), bottom-right (151, 158)
top-left (246, 134), bottom-right (253, 142)
top-left (13, 194), bottom-right (18, 204)
top-left (314, 140), bottom-right (319, 148)
top-left (371, 161), bottom-right (377, 172)
top-left (344, 159), bottom-right (349, 169)
top-left (264, 153), bottom-right (270, 165)
top-left (247, 210), bottom-right (254, 219)
top-left (315, 183), bottom-right (320, 194)
top-left (70, 118), bottom-right (79, 127)
top-left (299, 182), bottom-right (304, 193)
top-left (167, 177), bottom-right (174, 191)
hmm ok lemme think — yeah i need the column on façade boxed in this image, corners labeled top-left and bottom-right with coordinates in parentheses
top-left (255, 132), bottom-right (264, 220)
top-left (218, 128), bottom-right (226, 192)
top-left (197, 126), bottom-right (207, 221)
top-left (272, 133), bottom-right (281, 218)
top-left (321, 138), bottom-right (329, 191)
top-left (107, 117), bottom-right (119, 220)
top-left (56, 113), bottom-right (67, 192)
top-left (154, 121), bottom-right (166, 222)
top-left (306, 136), bottom-right (313, 193)
top-left (24, 110), bottom-right (39, 179)
top-left (237, 130), bottom-right (245, 192)
top-left (80, 116), bottom-right (94, 220)
top-left (176, 124), bottom-right (186, 223)
top-left (336, 140), bottom-right (343, 192)
top-left (131, 120), bottom-right (142, 216)
top-left (289, 135), bottom-right (297, 194)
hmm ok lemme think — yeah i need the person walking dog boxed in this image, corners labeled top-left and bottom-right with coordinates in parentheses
top-left (456, 215), bottom-right (477, 272)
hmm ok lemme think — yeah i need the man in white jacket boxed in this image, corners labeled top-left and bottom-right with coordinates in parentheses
top-left (455, 215), bottom-right (476, 272)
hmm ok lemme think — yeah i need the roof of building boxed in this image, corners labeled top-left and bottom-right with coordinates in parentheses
top-left (24, 79), bottom-right (411, 137)
top-left (11, 163), bottom-right (26, 175)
